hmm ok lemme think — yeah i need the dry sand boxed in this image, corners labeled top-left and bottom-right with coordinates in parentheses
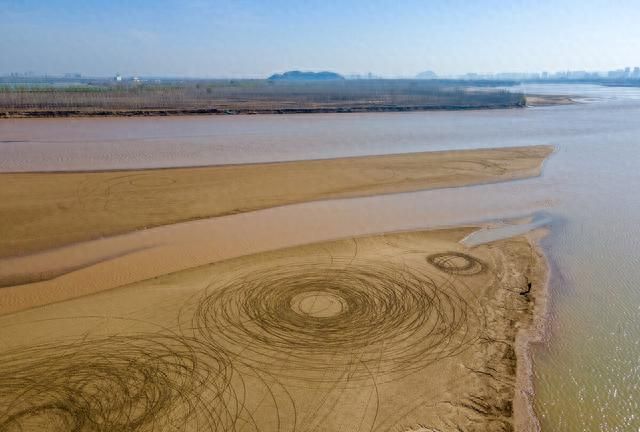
top-left (0, 227), bottom-right (547, 432)
top-left (0, 145), bottom-right (553, 259)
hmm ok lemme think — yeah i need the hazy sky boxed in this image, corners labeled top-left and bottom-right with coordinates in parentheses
top-left (2, 0), bottom-right (640, 77)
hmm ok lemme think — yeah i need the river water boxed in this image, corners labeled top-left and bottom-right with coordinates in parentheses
top-left (1, 84), bottom-right (639, 431)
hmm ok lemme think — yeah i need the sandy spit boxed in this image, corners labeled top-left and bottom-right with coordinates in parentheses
top-left (0, 145), bottom-right (553, 259)
top-left (525, 94), bottom-right (575, 107)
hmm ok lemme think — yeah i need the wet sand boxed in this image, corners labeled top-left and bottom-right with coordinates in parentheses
top-left (0, 184), bottom-right (554, 316)
top-left (0, 145), bottom-right (552, 258)
top-left (0, 227), bottom-right (547, 432)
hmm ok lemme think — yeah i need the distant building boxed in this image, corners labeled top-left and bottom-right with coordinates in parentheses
top-left (608, 69), bottom-right (624, 78)
top-left (567, 71), bottom-right (588, 79)
top-left (115, 74), bottom-right (122, 82)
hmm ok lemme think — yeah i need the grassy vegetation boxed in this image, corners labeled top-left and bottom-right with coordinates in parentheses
top-left (0, 80), bottom-right (526, 117)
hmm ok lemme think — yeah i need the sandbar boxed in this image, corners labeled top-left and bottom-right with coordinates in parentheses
top-left (0, 145), bottom-right (553, 258)
top-left (0, 227), bottom-right (547, 432)
top-left (525, 95), bottom-right (574, 107)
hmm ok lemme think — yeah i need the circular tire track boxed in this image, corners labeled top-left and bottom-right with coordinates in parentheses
top-left (189, 260), bottom-right (484, 385)
top-left (426, 252), bottom-right (486, 276)
top-left (76, 173), bottom-right (181, 218)
top-left (0, 335), bottom-right (237, 432)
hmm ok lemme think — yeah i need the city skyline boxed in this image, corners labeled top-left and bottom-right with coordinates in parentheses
top-left (5, 66), bottom-right (640, 81)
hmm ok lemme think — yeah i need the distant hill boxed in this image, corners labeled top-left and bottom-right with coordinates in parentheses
top-left (268, 71), bottom-right (345, 81)
top-left (416, 70), bottom-right (438, 79)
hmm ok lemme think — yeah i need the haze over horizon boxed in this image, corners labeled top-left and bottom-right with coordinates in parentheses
top-left (2, 0), bottom-right (640, 78)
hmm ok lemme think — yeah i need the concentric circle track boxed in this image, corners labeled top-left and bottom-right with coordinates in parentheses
top-left (190, 259), bottom-right (484, 385)
top-left (426, 252), bottom-right (486, 276)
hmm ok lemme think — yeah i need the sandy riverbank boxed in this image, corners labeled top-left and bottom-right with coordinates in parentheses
top-left (0, 226), bottom-right (547, 431)
top-left (0, 104), bottom-right (528, 118)
top-left (525, 94), bottom-right (575, 106)
top-left (0, 145), bottom-right (552, 259)
top-left (0, 97), bottom-right (570, 118)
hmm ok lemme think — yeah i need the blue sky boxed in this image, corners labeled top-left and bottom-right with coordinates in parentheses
top-left (2, 0), bottom-right (640, 77)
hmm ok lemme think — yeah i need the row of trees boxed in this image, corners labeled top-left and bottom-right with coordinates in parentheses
top-left (0, 81), bottom-right (525, 111)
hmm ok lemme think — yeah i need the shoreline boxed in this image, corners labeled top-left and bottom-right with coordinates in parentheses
top-left (0, 95), bottom-right (572, 119)
top-left (2, 143), bottom-right (553, 175)
top-left (513, 229), bottom-right (551, 432)
top-left (0, 103), bottom-right (526, 119)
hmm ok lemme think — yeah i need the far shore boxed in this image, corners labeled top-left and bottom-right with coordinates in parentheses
top-left (0, 79), bottom-right (539, 118)
top-left (0, 94), bottom-right (571, 118)
top-left (1, 103), bottom-right (528, 118)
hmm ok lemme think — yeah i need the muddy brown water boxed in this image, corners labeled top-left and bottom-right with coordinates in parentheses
top-left (2, 84), bottom-right (640, 430)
